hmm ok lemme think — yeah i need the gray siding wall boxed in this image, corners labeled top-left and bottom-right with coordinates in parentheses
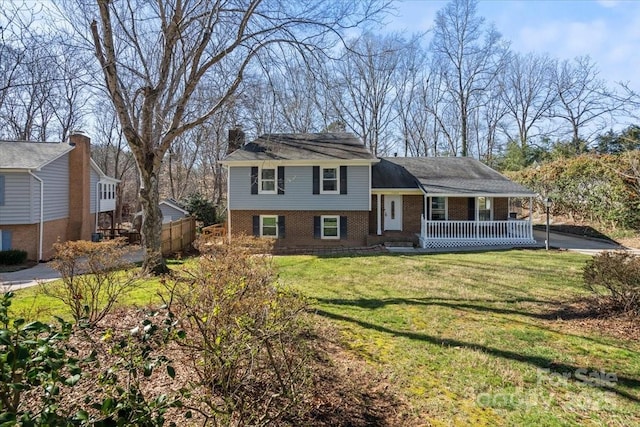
top-left (0, 172), bottom-right (37, 224)
top-left (36, 155), bottom-right (69, 221)
top-left (90, 168), bottom-right (98, 213)
top-left (160, 204), bottom-right (187, 221)
top-left (228, 165), bottom-right (370, 211)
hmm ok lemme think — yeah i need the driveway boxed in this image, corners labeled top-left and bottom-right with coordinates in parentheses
top-left (0, 248), bottom-right (144, 292)
top-left (533, 229), bottom-right (639, 255)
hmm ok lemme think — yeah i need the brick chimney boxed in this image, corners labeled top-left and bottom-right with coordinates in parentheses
top-left (67, 131), bottom-right (92, 241)
top-left (227, 125), bottom-right (245, 154)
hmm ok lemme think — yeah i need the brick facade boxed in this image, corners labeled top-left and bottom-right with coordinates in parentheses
top-left (494, 197), bottom-right (508, 220)
top-left (448, 197), bottom-right (469, 220)
top-left (67, 133), bottom-right (92, 242)
top-left (403, 195), bottom-right (423, 232)
top-left (230, 196), bottom-right (513, 249)
top-left (230, 210), bottom-right (369, 248)
top-left (3, 217), bottom-right (69, 261)
top-left (447, 196), bottom-right (509, 221)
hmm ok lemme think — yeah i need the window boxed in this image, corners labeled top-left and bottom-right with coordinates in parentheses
top-left (321, 167), bottom-right (338, 193)
top-left (260, 215), bottom-right (278, 237)
top-left (478, 197), bottom-right (492, 221)
top-left (259, 167), bottom-right (276, 194)
top-left (431, 197), bottom-right (446, 220)
top-left (321, 215), bottom-right (339, 239)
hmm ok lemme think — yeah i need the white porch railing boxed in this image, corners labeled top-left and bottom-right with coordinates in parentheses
top-left (420, 216), bottom-right (535, 248)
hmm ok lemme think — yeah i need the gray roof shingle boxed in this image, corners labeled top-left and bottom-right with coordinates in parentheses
top-left (223, 133), bottom-right (376, 162)
top-left (0, 141), bottom-right (73, 170)
top-left (373, 157), bottom-right (535, 196)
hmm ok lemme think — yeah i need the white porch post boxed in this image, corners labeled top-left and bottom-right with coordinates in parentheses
top-left (376, 193), bottom-right (382, 235)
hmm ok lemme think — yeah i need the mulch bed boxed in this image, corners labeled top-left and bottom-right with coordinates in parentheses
top-left (20, 307), bottom-right (414, 426)
top-left (542, 298), bottom-right (640, 342)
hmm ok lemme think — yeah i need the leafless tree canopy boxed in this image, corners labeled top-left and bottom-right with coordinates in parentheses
top-left (1, 0), bottom-right (638, 273)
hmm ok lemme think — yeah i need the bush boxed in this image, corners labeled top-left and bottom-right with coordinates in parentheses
top-left (0, 292), bottom-right (79, 425)
top-left (163, 235), bottom-right (309, 425)
top-left (43, 239), bottom-right (139, 328)
top-left (0, 249), bottom-right (28, 265)
top-left (583, 251), bottom-right (640, 314)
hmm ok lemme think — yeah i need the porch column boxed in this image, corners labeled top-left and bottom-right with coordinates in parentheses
top-left (376, 194), bottom-right (382, 235)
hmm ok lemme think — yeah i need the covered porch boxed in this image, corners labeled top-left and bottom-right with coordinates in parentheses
top-left (371, 157), bottom-right (538, 249)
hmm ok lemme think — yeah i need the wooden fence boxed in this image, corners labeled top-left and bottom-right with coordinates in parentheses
top-left (161, 217), bottom-right (196, 256)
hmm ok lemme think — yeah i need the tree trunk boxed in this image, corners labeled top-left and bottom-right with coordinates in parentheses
top-left (138, 166), bottom-right (169, 275)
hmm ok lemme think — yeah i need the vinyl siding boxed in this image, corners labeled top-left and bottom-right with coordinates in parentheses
top-left (228, 165), bottom-right (370, 211)
top-left (36, 154), bottom-right (69, 221)
top-left (160, 204), bottom-right (187, 221)
top-left (90, 168), bottom-right (98, 213)
top-left (0, 172), bottom-right (36, 224)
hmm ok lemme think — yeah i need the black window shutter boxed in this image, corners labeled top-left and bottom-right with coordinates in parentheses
top-left (467, 198), bottom-right (475, 221)
top-left (340, 216), bottom-right (347, 239)
top-left (277, 166), bottom-right (285, 195)
top-left (340, 166), bottom-right (347, 194)
top-left (252, 215), bottom-right (260, 236)
top-left (312, 166), bottom-right (320, 194)
top-left (313, 216), bottom-right (321, 239)
top-left (278, 215), bottom-right (285, 238)
top-left (250, 167), bottom-right (258, 194)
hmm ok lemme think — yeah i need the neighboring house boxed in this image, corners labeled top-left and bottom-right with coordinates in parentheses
top-left (159, 198), bottom-right (190, 223)
top-left (0, 132), bottom-right (119, 260)
top-left (220, 132), bottom-right (536, 249)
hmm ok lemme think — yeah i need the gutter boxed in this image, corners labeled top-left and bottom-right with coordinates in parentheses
top-left (28, 171), bottom-right (44, 262)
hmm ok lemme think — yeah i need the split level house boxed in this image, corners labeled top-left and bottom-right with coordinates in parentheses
top-left (0, 132), bottom-right (119, 261)
top-left (220, 131), bottom-right (537, 250)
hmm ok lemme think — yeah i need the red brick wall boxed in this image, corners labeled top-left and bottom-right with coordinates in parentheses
top-left (230, 210), bottom-right (369, 248)
top-left (2, 224), bottom-right (38, 261)
top-left (403, 195), bottom-right (423, 233)
top-left (448, 197), bottom-right (469, 220)
top-left (67, 132), bottom-right (92, 242)
top-left (3, 217), bottom-right (68, 261)
top-left (447, 197), bottom-right (509, 221)
top-left (494, 197), bottom-right (508, 220)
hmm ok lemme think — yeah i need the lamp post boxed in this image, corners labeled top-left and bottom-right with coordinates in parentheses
top-left (544, 197), bottom-right (552, 250)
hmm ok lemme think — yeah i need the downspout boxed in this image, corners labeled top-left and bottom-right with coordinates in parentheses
top-left (95, 181), bottom-right (100, 232)
top-left (28, 171), bottom-right (44, 262)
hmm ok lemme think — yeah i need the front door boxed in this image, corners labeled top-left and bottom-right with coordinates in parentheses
top-left (384, 195), bottom-right (403, 231)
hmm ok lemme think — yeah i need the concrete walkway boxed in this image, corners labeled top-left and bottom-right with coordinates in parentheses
top-left (0, 248), bottom-right (144, 292)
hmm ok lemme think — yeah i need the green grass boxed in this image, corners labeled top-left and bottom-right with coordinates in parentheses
top-left (6, 250), bottom-right (639, 425)
top-left (276, 250), bottom-right (640, 427)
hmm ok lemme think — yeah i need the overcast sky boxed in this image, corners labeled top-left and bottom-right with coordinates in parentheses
top-left (386, 0), bottom-right (640, 92)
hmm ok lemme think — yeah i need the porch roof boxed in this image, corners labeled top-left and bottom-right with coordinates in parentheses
top-left (373, 157), bottom-right (535, 197)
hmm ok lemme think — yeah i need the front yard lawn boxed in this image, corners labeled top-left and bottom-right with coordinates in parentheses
top-left (276, 250), bottom-right (640, 426)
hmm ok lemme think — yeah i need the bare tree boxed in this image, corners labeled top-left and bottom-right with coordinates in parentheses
top-left (430, 0), bottom-right (509, 157)
top-left (80, 0), bottom-right (387, 274)
top-left (327, 33), bottom-right (408, 155)
top-left (499, 52), bottom-right (557, 148)
top-left (551, 56), bottom-right (629, 153)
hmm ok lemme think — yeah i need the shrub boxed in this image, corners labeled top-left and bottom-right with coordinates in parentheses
top-left (163, 235), bottom-right (309, 425)
top-left (43, 239), bottom-right (139, 328)
top-left (583, 251), bottom-right (640, 314)
top-left (0, 292), bottom-right (79, 425)
top-left (0, 249), bottom-right (28, 265)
